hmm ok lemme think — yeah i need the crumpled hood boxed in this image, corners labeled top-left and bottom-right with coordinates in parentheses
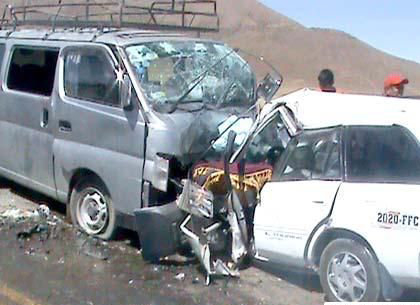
top-left (148, 106), bottom-right (254, 166)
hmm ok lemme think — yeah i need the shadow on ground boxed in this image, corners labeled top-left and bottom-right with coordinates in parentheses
top-left (253, 260), bottom-right (322, 293)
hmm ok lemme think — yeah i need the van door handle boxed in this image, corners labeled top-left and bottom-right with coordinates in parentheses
top-left (312, 200), bottom-right (324, 204)
top-left (40, 108), bottom-right (48, 128)
top-left (58, 120), bottom-right (72, 133)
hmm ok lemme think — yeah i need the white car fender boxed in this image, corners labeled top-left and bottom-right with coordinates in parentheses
top-left (307, 203), bottom-right (380, 265)
top-left (304, 221), bottom-right (331, 269)
top-left (305, 194), bottom-right (380, 271)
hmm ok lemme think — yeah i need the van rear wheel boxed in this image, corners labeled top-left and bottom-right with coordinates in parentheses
top-left (69, 176), bottom-right (117, 240)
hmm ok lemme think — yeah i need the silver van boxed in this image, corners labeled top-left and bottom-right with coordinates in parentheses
top-left (0, 2), bottom-right (281, 253)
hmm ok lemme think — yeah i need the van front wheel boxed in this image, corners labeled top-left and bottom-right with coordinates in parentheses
top-left (70, 176), bottom-right (117, 240)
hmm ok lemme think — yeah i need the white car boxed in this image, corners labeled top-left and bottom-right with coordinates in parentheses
top-left (178, 88), bottom-right (420, 301)
top-left (247, 89), bottom-right (420, 302)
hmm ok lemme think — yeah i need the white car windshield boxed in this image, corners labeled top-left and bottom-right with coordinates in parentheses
top-left (126, 41), bottom-right (255, 111)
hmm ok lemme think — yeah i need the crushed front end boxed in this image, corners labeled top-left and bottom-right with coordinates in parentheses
top-left (129, 39), bottom-right (285, 277)
top-left (177, 161), bottom-right (273, 283)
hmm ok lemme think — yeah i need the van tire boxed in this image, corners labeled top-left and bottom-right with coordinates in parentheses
top-left (65, 205), bottom-right (72, 224)
top-left (69, 176), bottom-right (117, 240)
top-left (320, 238), bottom-right (381, 302)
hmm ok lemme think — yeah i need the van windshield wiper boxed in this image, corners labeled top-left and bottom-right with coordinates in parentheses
top-left (166, 48), bottom-right (239, 113)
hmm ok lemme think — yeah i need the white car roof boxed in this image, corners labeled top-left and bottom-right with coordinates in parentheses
top-left (273, 88), bottom-right (420, 139)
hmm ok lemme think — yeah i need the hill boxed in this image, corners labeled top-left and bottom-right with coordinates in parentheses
top-left (207, 0), bottom-right (420, 95)
top-left (2, 0), bottom-right (419, 95)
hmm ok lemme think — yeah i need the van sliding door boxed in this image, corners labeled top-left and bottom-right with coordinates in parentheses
top-left (0, 44), bottom-right (59, 197)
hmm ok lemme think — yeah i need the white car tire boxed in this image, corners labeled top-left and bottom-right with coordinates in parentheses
top-left (319, 238), bottom-right (381, 302)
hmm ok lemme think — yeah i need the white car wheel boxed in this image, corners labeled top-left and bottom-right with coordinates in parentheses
top-left (320, 238), bottom-right (381, 302)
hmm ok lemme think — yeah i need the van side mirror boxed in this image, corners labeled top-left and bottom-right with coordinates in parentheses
top-left (120, 74), bottom-right (132, 109)
top-left (256, 73), bottom-right (283, 103)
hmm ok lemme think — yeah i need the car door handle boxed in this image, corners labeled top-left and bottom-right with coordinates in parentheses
top-left (40, 108), bottom-right (48, 128)
top-left (58, 120), bottom-right (72, 133)
top-left (312, 200), bottom-right (324, 204)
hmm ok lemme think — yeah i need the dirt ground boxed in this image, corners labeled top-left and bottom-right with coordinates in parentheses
top-left (0, 177), bottom-right (419, 305)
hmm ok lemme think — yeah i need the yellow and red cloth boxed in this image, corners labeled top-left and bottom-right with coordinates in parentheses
top-left (193, 161), bottom-right (273, 194)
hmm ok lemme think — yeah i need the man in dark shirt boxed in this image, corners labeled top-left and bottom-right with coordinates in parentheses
top-left (318, 69), bottom-right (337, 92)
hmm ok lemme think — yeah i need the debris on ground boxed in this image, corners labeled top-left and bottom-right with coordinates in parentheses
top-left (162, 254), bottom-right (196, 264)
top-left (153, 266), bottom-right (161, 272)
top-left (175, 273), bottom-right (186, 281)
top-left (0, 204), bottom-right (58, 225)
top-left (0, 204), bottom-right (70, 242)
top-left (37, 204), bottom-right (50, 219)
top-left (0, 199), bottom-right (329, 305)
top-left (1, 204), bottom-right (58, 244)
top-left (0, 207), bottom-right (40, 222)
top-left (77, 235), bottom-right (110, 261)
top-left (17, 223), bottom-right (49, 239)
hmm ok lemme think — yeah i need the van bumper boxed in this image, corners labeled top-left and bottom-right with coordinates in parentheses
top-left (134, 202), bottom-right (185, 262)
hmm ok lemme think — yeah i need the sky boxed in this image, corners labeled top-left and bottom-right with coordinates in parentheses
top-left (260, 0), bottom-right (420, 64)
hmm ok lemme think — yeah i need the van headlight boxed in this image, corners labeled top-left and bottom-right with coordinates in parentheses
top-left (152, 154), bottom-right (170, 192)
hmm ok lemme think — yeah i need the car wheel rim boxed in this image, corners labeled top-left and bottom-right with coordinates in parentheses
top-left (77, 188), bottom-right (108, 235)
top-left (327, 251), bottom-right (367, 302)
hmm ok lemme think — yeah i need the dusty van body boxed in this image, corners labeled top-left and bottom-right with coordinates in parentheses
top-left (0, 20), bottom-right (284, 242)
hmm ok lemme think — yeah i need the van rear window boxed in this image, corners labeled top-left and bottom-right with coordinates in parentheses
top-left (7, 47), bottom-right (59, 96)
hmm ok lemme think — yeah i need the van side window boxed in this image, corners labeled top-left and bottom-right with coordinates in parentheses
top-left (7, 47), bottom-right (59, 96)
top-left (347, 126), bottom-right (420, 183)
top-left (64, 48), bottom-right (120, 106)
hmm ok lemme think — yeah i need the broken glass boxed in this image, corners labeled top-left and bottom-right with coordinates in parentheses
top-left (125, 41), bottom-right (256, 112)
top-left (242, 112), bottom-right (290, 166)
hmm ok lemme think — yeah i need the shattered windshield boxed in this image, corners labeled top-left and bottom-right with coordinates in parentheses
top-left (126, 41), bottom-right (256, 111)
top-left (243, 112), bottom-right (290, 166)
top-left (200, 111), bottom-right (290, 165)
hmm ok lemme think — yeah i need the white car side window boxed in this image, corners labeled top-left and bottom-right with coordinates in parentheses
top-left (347, 126), bottom-right (420, 183)
top-left (278, 128), bottom-right (341, 181)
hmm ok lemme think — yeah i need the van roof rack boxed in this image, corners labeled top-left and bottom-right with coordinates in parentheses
top-left (0, 0), bottom-right (219, 33)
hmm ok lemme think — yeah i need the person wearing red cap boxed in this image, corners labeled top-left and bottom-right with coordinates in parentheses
top-left (384, 73), bottom-right (409, 97)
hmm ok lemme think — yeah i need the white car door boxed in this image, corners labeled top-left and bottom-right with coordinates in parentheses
top-left (254, 127), bottom-right (343, 267)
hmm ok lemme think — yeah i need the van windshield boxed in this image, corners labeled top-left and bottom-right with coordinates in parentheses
top-left (125, 41), bottom-right (256, 112)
